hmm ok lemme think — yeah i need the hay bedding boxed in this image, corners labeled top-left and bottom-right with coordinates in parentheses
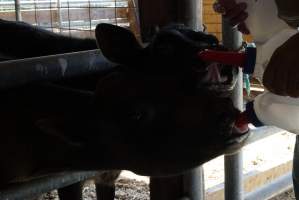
top-left (39, 178), bottom-right (150, 200)
top-left (114, 178), bottom-right (150, 200)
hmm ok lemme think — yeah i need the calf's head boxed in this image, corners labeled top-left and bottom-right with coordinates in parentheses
top-left (38, 24), bottom-right (249, 176)
top-left (92, 24), bottom-right (248, 175)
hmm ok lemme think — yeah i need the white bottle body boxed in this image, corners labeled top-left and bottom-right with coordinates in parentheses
top-left (236, 0), bottom-right (299, 133)
top-left (254, 92), bottom-right (299, 134)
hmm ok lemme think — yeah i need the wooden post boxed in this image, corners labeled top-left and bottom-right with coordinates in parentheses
top-left (127, 0), bottom-right (141, 41)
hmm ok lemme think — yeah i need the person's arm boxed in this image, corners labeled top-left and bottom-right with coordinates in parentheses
top-left (263, 32), bottom-right (299, 97)
top-left (275, 0), bottom-right (299, 28)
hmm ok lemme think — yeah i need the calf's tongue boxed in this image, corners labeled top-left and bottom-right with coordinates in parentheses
top-left (233, 112), bottom-right (249, 135)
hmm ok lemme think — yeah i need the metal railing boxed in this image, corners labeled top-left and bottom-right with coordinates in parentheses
top-left (2, 0), bottom-right (136, 37)
top-left (0, 172), bottom-right (99, 200)
top-left (0, 49), bottom-right (116, 89)
top-left (0, 0), bottom-right (128, 11)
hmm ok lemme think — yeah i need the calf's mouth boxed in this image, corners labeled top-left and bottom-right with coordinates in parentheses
top-left (199, 62), bottom-right (237, 92)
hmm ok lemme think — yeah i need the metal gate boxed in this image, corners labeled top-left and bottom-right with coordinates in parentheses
top-left (0, 0), bottom-right (140, 38)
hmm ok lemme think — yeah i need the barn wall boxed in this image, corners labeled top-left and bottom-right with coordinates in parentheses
top-left (203, 0), bottom-right (222, 40)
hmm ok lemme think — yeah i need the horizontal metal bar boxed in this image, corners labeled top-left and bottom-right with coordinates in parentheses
top-left (0, 49), bottom-right (116, 90)
top-left (0, 171), bottom-right (99, 200)
top-left (245, 172), bottom-right (293, 200)
top-left (0, 0), bottom-right (128, 5)
top-left (40, 20), bottom-right (128, 30)
top-left (0, 2), bottom-right (129, 10)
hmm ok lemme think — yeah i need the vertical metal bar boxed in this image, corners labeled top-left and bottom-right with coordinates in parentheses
top-left (57, 0), bottom-right (62, 33)
top-left (221, 19), bottom-right (243, 49)
top-left (50, 0), bottom-right (54, 32)
top-left (183, 166), bottom-right (205, 200)
top-left (143, 0), bottom-right (205, 199)
top-left (222, 18), bottom-right (244, 200)
top-left (224, 143), bottom-right (244, 200)
top-left (178, 1), bottom-right (205, 199)
top-left (114, 0), bottom-right (118, 25)
top-left (33, 0), bottom-right (38, 26)
top-left (180, 1), bottom-right (205, 199)
top-left (178, 0), bottom-right (203, 31)
top-left (150, 168), bottom-right (205, 200)
top-left (67, 0), bottom-right (71, 36)
top-left (14, 0), bottom-right (22, 21)
top-left (87, 0), bottom-right (92, 37)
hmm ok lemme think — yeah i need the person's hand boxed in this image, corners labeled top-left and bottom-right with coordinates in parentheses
top-left (213, 0), bottom-right (250, 34)
top-left (263, 33), bottom-right (299, 97)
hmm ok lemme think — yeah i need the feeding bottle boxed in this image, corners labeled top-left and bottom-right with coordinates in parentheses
top-left (199, 0), bottom-right (299, 133)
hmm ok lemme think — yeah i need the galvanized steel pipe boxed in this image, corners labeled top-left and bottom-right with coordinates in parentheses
top-left (0, 171), bottom-right (99, 200)
top-left (222, 18), bottom-right (244, 200)
top-left (0, 50), bottom-right (116, 90)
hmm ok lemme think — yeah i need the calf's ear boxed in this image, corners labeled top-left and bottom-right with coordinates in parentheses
top-left (95, 23), bottom-right (142, 64)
